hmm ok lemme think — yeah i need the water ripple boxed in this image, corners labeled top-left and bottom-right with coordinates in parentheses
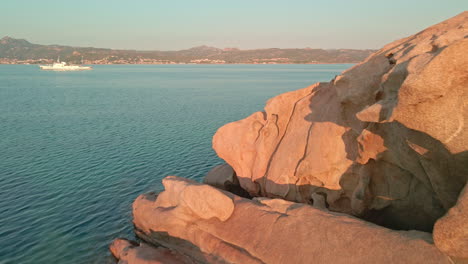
top-left (0, 64), bottom-right (351, 264)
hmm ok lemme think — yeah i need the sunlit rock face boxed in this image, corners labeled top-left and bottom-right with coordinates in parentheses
top-left (126, 176), bottom-right (451, 264)
top-left (213, 11), bottom-right (468, 232)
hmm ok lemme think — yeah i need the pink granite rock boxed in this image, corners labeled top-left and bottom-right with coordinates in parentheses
top-left (203, 164), bottom-right (251, 198)
top-left (131, 176), bottom-right (453, 264)
top-left (434, 184), bottom-right (468, 259)
top-left (212, 11), bottom-right (468, 231)
top-left (109, 238), bottom-right (195, 264)
top-left (110, 12), bottom-right (468, 264)
top-left (203, 164), bottom-right (237, 190)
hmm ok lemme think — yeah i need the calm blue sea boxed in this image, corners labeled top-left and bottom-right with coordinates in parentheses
top-left (0, 64), bottom-right (352, 264)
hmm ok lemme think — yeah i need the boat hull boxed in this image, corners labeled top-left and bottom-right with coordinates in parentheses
top-left (39, 65), bottom-right (93, 71)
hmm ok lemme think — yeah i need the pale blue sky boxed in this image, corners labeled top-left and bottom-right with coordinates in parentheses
top-left (1, 0), bottom-right (466, 50)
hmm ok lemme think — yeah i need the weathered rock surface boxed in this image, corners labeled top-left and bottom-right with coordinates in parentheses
top-left (110, 238), bottom-right (195, 264)
top-left (213, 11), bottom-right (468, 231)
top-left (131, 176), bottom-right (453, 264)
top-left (434, 184), bottom-right (468, 259)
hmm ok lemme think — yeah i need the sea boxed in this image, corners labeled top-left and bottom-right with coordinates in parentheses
top-left (0, 64), bottom-right (353, 263)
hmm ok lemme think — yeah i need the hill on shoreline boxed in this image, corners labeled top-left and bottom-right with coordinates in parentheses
top-left (0, 36), bottom-right (375, 64)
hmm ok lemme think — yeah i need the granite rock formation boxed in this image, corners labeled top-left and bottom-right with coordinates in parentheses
top-left (122, 176), bottom-right (453, 264)
top-left (111, 12), bottom-right (468, 264)
top-left (213, 11), bottom-right (468, 231)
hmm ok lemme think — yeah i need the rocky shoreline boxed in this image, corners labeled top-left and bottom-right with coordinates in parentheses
top-left (110, 12), bottom-right (468, 263)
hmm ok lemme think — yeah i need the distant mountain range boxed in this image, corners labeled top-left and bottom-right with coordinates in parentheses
top-left (0, 36), bottom-right (376, 64)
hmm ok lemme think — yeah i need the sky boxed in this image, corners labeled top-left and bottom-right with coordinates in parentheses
top-left (1, 0), bottom-right (467, 50)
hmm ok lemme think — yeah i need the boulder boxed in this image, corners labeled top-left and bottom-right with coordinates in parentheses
top-left (212, 11), bottom-right (468, 231)
top-left (434, 184), bottom-right (468, 259)
top-left (131, 176), bottom-right (452, 264)
top-left (109, 238), bottom-right (195, 264)
top-left (203, 164), bottom-right (250, 198)
top-left (203, 164), bottom-right (237, 190)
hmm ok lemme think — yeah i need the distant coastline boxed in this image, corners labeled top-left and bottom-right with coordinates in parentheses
top-left (0, 61), bottom-right (357, 65)
top-left (0, 36), bottom-right (374, 65)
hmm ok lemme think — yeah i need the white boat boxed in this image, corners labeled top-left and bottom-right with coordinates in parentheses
top-left (39, 57), bottom-right (92, 71)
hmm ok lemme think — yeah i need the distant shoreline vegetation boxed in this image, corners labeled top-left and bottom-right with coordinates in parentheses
top-left (0, 36), bottom-right (374, 65)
